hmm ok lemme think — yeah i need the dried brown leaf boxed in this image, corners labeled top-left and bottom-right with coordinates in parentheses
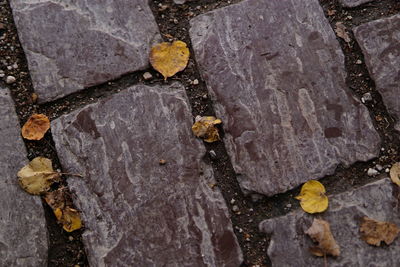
top-left (335, 22), bottom-right (351, 43)
top-left (21, 114), bottom-right (50, 140)
top-left (360, 217), bottom-right (400, 246)
top-left (305, 218), bottom-right (340, 257)
top-left (192, 116), bottom-right (222, 143)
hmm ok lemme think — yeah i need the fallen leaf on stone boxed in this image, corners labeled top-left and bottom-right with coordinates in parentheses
top-left (18, 157), bottom-right (60, 195)
top-left (21, 114), bottom-right (50, 140)
top-left (335, 22), bottom-right (351, 43)
top-left (149, 40), bottom-right (190, 80)
top-left (390, 162), bottom-right (400, 186)
top-left (45, 187), bottom-right (82, 232)
top-left (192, 116), bottom-right (222, 143)
top-left (295, 180), bottom-right (328, 213)
top-left (306, 218), bottom-right (340, 257)
top-left (360, 217), bottom-right (400, 246)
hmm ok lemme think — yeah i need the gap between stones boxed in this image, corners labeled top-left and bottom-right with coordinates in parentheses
top-left (2, 0), bottom-right (399, 266)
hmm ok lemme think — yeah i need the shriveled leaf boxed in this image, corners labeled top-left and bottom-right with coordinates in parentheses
top-left (18, 157), bottom-right (60, 195)
top-left (192, 116), bottom-right (222, 143)
top-left (21, 114), bottom-right (50, 140)
top-left (295, 180), bottom-right (328, 213)
top-left (306, 218), bottom-right (340, 257)
top-left (54, 207), bottom-right (82, 232)
top-left (335, 22), bottom-right (351, 43)
top-left (45, 187), bottom-right (82, 232)
top-left (390, 162), bottom-right (400, 186)
top-left (360, 217), bottom-right (400, 246)
top-left (150, 40), bottom-right (190, 80)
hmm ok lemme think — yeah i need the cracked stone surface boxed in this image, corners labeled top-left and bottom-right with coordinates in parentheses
top-left (189, 0), bottom-right (380, 196)
top-left (0, 88), bottom-right (47, 266)
top-left (10, 0), bottom-right (160, 102)
top-left (52, 83), bottom-right (243, 266)
top-left (339, 0), bottom-right (373, 8)
top-left (354, 14), bottom-right (400, 131)
top-left (259, 178), bottom-right (400, 266)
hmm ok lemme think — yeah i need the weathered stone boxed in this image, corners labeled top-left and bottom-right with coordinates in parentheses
top-left (259, 178), bottom-right (400, 266)
top-left (0, 88), bottom-right (47, 266)
top-left (190, 0), bottom-right (380, 196)
top-left (354, 14), bottom-right (400, 131)
top-left (52, 83), bottom-right (243, 266)
top-left (339, 0), bottom-right (372, 8)
top-left (10, 0), bottom-right (160, 102)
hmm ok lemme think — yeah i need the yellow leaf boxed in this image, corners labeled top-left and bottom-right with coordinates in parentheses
top-left (390, 162), bottom-right (400, 186)
top-left (17, 157), bottom-right (60, 195)
top-left (306, 218), bottom-right (340, 257)
top-left (192, 116), bottom-right (222, 143)
top-left (45, 188), bottom-right (82, 232)
top-left (360, 217), bottom-right (400, 246)
top-left (21, 114), bottom-right (50, 140)
top-left (150, 40), bottom-right (190, 80)
top-left (295, 180), bottom-right (328, 214)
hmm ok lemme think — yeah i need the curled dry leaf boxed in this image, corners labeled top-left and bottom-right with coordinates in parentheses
top-left (21, 114), bottom-right (50, 140)
top-left (45, 187), bottom-right (82, 232)
top-left (390, 162), bottom-right (400, 186)
top-left (306, 218), bottom-right (340, 257)
top-left (18, 157), bottom-right (60, 195)
top-left (192, 116), bottom-right (222, 143)
top-left (149, 40), bottom-right (190, 80)
top-left (360, 217), bottom-right (400, 246)
top-left (295, 180), bottom-right (328, 214)
top-left (335, 22), bottom-right (351, 43)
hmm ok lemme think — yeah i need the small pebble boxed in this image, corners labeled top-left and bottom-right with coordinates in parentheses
top-left (173, 18), bottom-right (179, 24)
top-left (230, 199), bottom-right (235, 204)
top-left (385, 168), bottom-right (390, 173)
top-left (143, 72), bottom-right (153, 80)
top-left (356, 59), bottom-right (362, 64)
top-left (367, 168), bottom-right (378, 176)
top-left (361, 92), bottom-right (372, 103)
top-left (375, 164), bottom-right (383, 171)
top-left (232, 205), bottom-right (239, 212)
top-left (202, 94), bottom-right (208, 100)
top-left (5, 75), bottom-right (16, 84)
top-left (209, 150), bottom-right (217, 159)
top-left (193, 79), bottom-right (199, 85)
top-left (286, 203), bottom-right (292, 208)
top-left (68, 236), bottom-right (74, 241)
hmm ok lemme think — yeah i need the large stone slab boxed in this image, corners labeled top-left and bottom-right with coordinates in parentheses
top-left (259, 178), bottom-right (400, 266)
top-left (10, 0), bottom-right (160, 102)
top-left (339, 0), bottom-right (373, 8)
top-left (0, 88), bottom-right (47, 266)
top-left (52, 83), bottom-right (243, 266)
top-left (189, 0), bottom-right (380, 196)
top-left (354, 15), bottom-right (400, 131)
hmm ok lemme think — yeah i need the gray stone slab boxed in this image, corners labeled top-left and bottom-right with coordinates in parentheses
top-left (0, 88), bottom-right (47, 266)
top-left (354, 15), bottom-right (400, 131)
top-left (10, 0), bottom-right (160, 102)
top-left (339, 0), bottom-right (373, 8)
top-left (189, 0), bottom-right (380, 196)
top-left (52, 83), bottom-right (243, 267)
top-left (259, 178), bottom-right (400, 266)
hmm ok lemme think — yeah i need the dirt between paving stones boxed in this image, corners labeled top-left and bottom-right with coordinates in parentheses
top-left (1, 0), bottom-right (400, 266)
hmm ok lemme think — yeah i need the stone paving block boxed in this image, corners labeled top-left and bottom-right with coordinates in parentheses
top-left (189, 0), bottom-right (380, 196)
top-left (0, 88), bottom-right (47, 266)
top-left (354, 14), bottom-right (400, 131)
top-left (52, 83), bottom-right (243, 266)
top-left (259, 178), bottom-right (400, 266)
top-left (339, 0), bottom-right (373, 8)
top-left (10, 0), bottom-right (160, 102)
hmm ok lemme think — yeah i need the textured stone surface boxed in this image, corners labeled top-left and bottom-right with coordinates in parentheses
top-left (52, 83), bottom-right (243, 266)
top-left (339, 0), bottom-right (372, 8)
top-left (10, 0), bottom-right (160, 102)
top-left (354, 14), bottom-right (400, 131)
top-left (0, 88), bottom-right (47, 266)
top-left (190, 0), bottom-right (380, 196)
top-left (259, 178), bottom-right (400, 266)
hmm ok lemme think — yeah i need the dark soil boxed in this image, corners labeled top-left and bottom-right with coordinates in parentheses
top-left (0, 0), bottom-right (399, 266)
